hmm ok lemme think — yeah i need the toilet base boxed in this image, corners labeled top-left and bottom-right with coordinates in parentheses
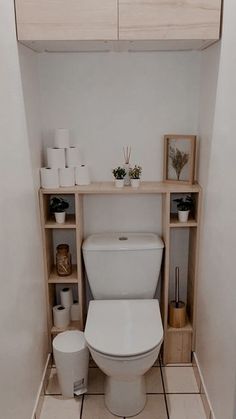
top-left (105, 375), bottom-right (146, 417)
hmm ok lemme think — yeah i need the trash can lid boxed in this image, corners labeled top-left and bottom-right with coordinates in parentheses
top-left (53, 331), bottom-right (87, 353)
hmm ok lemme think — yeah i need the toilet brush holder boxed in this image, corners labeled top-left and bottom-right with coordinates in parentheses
top-left (168, 266), bottom-right (187, 328)
top-left (168, 301), bottom-right (186, 328)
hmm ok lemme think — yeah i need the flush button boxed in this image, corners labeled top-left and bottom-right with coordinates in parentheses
top-left (119, 236), bottom-right (128, 241)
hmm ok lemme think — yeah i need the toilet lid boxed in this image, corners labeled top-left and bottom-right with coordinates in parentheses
top-left (84, 300), bottom-right (163, 357)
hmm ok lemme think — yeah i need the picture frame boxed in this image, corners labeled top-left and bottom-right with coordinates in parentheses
top-left (163, 135), bottom-right (196, 184)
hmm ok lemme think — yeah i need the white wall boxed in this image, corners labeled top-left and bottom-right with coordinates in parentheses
top-left (0, 2), bottom-right (47, 419)
top-left (38, 51), bottom-right (200, 235)
top-left (38, 51), bottom-right (200, 302)
top-left (197, 1), bottom-right (236, 417)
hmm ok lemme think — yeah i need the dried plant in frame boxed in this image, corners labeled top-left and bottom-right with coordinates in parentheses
top-left (163, 135), bottom-right (196, 184)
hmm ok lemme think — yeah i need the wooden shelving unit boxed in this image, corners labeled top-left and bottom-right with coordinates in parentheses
top-left (39, 181), bottom-right (201, 362)
top-left (162, 189), bottom-right (202, 364)
top-left (39, 191), bottom-right (85, 350)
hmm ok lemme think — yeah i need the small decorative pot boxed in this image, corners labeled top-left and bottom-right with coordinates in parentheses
top-left (55, 212), bottom-right (66, 224)
top-left (178, 210), bottom-right (189, 222)
top-left (115, 179), bottom-right (125, 188)
top-left (131, 179), bottom-right (140, 188)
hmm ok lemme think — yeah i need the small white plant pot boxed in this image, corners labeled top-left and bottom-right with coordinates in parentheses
top-left (178, 210), bottom-right (189, 222)
top-left (131, 179), bottom-right (140, 188)
top-left (55, 212), bottom-right (66, 224)
top-left (115, 179), bottom-right (125, 188)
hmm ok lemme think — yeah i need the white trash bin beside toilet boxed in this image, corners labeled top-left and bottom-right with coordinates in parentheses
top-left (53, 331), bottom-right (89, 398)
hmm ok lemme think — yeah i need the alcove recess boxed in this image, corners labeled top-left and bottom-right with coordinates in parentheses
top-left (39, 191), bottom-right (85, 349)
top-left (39, 182), bottom-right (201, 363)
top-left (162, 191), bottom-right (201, 364)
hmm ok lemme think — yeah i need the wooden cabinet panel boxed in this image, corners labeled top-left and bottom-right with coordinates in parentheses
top-left (15, 0), bottom-right (118, 40)
top-left (119, 0), bottom-right (221, 40)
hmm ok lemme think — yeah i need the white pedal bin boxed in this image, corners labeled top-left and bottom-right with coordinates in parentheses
top-left (53, 331), bottom-right (89, 397)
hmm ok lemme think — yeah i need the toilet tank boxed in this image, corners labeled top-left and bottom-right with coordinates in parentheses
top-left (82, 233), bottom-right (164, 300)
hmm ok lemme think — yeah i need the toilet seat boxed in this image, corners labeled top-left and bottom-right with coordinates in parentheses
top-left (85, 299), bottom-right (163, 358)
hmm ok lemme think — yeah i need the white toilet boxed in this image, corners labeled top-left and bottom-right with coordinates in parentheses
top-left (83, 232), bottom-right (164, 417)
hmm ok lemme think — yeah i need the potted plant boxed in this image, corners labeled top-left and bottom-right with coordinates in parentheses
top-left (129, 165), bottom-right (142, 188)
top-left (174, 195), bottom-right (193, 222)
top-left (49, 197), bottom-right (69, 224)
top-left (112, 167), bottom-right (126, 188)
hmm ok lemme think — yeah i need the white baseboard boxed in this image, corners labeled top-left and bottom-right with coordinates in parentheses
top-left (193, 352), bottom-right (216, 419)
top-left (31, 353), bottom-right (51, 419)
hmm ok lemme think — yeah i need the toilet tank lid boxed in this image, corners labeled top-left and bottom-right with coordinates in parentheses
top-left (82, 233), bottom-right (164, 251)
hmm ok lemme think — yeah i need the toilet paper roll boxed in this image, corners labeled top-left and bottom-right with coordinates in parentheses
top-left (71, 303), bottom-right (80, 321)
top-left (53, 305), bottom-right (70, 329)
top-left (75, 165), bottom-right (91, 186)
top-left (40, 167), bottom-right (59, 189)
top-left (60, 287), bottom-right (73, 308)
top-left (59, 167), bottom-right (75, 187)
top-left (54, 128), bottom-right (70, 149)
top-left (47, 147), bottom-right (65, 169)
top-left (66, 147), bottom-right (81, 167)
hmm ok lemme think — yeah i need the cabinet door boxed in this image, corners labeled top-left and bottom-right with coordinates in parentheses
top-left (15, 0), bottom-right (118, 41)
top-left (119, 0), bottom-right (221, 40)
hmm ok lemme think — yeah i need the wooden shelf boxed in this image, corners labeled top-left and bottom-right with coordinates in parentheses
top-left (40, 181), bottom-right (201, 195)
top-left (48, 265), bottom-right (78, 283)
top-left (167, 319), bottom-right (193, 333)
top-left (51, 320), bottom-right (81, 335)
top-left (169, 213), bottom-right (198, 227)
top-left (44, 214), bottom-right (76, 229)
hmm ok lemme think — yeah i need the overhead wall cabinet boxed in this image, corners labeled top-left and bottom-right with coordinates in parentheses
top-left (119, 0), bottom-right (222, 40)
top-left (39, 182), bottom-right (201, 364)
top-left (15, 0), bottom-right (222, 51)
top-left (15, 0), bottom-right (118, 41)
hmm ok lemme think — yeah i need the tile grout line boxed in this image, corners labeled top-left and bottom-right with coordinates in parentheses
top-left (160, 364), bottom-right (170, 419)
top-left (80, 394), bottom-right (85, 419)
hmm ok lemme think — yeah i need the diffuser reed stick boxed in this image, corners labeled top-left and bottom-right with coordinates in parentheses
top-left (123, 146), bottom-right (131, 164)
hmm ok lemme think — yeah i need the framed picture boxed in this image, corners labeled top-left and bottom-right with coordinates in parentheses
top-left (163, 135), bottom-right (196, 184)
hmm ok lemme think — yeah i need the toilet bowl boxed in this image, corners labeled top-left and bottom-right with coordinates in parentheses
top-left (85, 299), bottom-right (163, 417)
top-left (83, 232), bottom-right (164, 417)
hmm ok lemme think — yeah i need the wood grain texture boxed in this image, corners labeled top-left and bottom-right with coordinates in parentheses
top-left (76, 195), bottom-right (86, 329)
top-left (119, 0), bottom-right (221, 40)
top-left (15, 0), bottom-right (118, 40)
top-left (40, 181), bottom-right (201, 195)
top-left (165, 323), bottom-right (192, 363)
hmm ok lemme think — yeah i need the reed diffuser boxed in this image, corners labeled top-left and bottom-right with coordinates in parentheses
top-left (123, 146), bottom-right (131, 186)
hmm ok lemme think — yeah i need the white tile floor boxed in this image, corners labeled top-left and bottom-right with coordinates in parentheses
top-left (39, 360), bottom-right (208, 419)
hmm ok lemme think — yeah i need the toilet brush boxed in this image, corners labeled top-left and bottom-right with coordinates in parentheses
top-left (168, 267), bottom-right (186, 328)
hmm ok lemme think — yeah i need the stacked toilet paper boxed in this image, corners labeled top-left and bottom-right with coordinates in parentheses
top-left (40, 128), bottom-right (91, 188)
top-left (52, 287), bottom-right (80, 329)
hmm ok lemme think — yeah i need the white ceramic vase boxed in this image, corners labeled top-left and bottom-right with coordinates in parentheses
top-left (55, 212), bottom-right (66, 224)
top-left (123, 163), bottom-right (131, 186)
top-left (178, 210), bottom-right (189, 222)
top-left (115, 179), bottom-right (124, 188)
top-left (131, 179), bottom-right (140, 188)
